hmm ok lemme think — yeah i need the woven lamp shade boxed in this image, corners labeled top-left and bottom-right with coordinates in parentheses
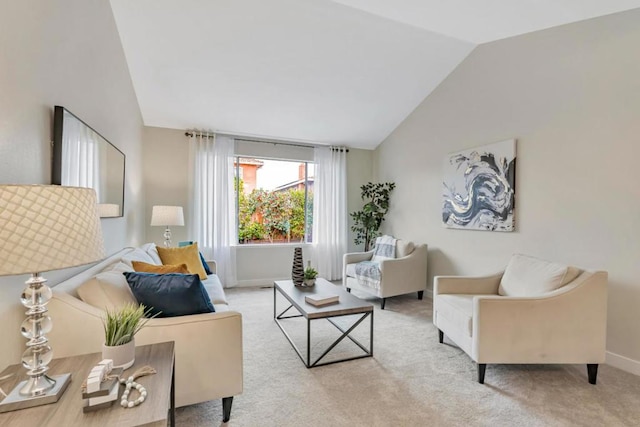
top-left (0, 185), bottom-right (105, 276)
top-left (150, 205), bottom-right (184, 226)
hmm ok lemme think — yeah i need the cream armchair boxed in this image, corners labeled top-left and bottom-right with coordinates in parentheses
top-left (433, 254), bottom-right (607, 384)
top-left (343, 241), bottom-right (427, 309)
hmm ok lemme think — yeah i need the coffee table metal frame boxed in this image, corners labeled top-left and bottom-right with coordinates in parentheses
top-left (273, 279), bottom-right (373, 368)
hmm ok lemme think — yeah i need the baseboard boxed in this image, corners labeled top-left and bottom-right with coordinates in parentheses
top-left (606, 351), bottom-right (640, 376)
top-left (233, 278), bottom-right (281, 288)
top-left (426, 289), bottom-right (433, 299)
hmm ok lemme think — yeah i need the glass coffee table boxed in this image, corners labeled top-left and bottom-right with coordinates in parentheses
top-left (274, 278), bottom-right (373, 368)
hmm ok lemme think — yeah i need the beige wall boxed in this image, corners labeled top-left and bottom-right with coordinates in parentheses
top-left (0, 0), bottom-right (144, 369)
top-left (374, 10), bottom-right (640, 372)
top-left (143, 127), bottom-right (192, 245)
top-left (143, 126), bottom-right (373, 285)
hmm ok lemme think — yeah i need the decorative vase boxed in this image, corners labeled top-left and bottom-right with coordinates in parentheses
top-left (102, 339), bottom-right (135, 369)
top-left (292, 247), bottom-right (304, 285)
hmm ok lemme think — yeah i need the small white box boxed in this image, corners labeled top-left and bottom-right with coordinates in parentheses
top-left (86, 374), bottom-right (102, 394)
top-left (97, 359), bottom-right (113, 373)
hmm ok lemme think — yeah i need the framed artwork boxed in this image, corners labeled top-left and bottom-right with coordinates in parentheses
top-left (442, 139), bottom-right (516, 232)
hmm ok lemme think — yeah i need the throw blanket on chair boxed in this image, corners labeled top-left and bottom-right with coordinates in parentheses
top-left (355, 261), bottom-right (382, 290)
top-left (355, 236), bottom-right (397, 290)
top-left (371, 235), bottom-right (397, 262)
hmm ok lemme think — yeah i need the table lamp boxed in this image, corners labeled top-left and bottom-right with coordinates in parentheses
top-left (150, 205), bottom-right (184, 247)
top-left (0, 185), bottom-right (105, 413)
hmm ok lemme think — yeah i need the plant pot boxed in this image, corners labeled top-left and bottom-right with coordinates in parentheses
top-left (303, 278), bottom-right (316, 287)
top-left (102, 339), bottom-right (135, 369)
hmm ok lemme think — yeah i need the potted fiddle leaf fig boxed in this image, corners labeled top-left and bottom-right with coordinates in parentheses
top-left (350, 182), bottom-right (396, 251)
top-left (102, 303), bottom-right (155, 369)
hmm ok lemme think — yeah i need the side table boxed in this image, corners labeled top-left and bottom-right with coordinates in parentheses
top-left (0, 342), bottom-right (175, 427)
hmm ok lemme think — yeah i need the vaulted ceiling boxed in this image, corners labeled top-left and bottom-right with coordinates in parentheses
top-left (110, 0), bottom-right (640, 149)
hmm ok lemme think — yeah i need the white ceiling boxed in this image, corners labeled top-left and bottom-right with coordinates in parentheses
top-left (110, 0), bottom-right (640, 149)
top-left (331, 0), bottom-right (640, 44)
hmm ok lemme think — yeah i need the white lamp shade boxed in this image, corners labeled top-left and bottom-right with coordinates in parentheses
top-left (150, 205), bottom-right (184, 227)
top-left (98, 203), bottom-right (120, 217)
top-left (0, 185), bottom-right (105, 276)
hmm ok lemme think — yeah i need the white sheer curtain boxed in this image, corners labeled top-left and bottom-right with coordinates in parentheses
top-left (61, 115), bottom-right (100, 198)
top-left (189, 133), bottom-right (237, 287)
top-left (312, 146), bottom-right (347, 280)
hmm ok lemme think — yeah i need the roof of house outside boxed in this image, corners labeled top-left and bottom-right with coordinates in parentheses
top-left (236, 158), bottom-right (264, 168)
top-left (273, 177), bottom-right (315, 192)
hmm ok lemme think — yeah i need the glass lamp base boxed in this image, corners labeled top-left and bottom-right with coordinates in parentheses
top-left (0, 373), bottom-right (71, 413)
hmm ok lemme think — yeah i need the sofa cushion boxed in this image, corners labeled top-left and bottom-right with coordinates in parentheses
top-left (121, 248), bottom-right (157, 268)
top-left (132, 261), bottom-right (190, 274)
top-left (202, 273), bottom-right (228, 305)
top-left (157, 244), bottom-right (208, 280)
top-left (140, 243), bottom-right (163, 265)
top-left (124, 272), bottom-right (215, 317)
top-left (178, 241), bottom-right (213, 275)
top-left (103, 261), bottom-right (135, 274)
top-left (77, 270), bottom-right (137, 311)
top-left (396, 240), bottom-right (415, 258)
top-left (435, 294), bottom-right (474, 337)
top-left (498, 254), bottom-right (581, 297)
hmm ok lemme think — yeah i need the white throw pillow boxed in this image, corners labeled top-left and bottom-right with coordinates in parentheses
top-left (121, 247), bottom-right (157, 268)
top-left (140, 243), bottom-right (162, 265)
top-left (103, 261), bottom-right (134, 274)
top-left (498, 254), bottom-right (581, 297)
top-left (77, 270), bottom-right (137, 311)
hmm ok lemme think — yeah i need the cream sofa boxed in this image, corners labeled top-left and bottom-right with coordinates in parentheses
top-left (433, 254), bottom-right (607, 384)
top-left (47, 244), bottom-right (242, 422)
top-left (343, 240), bottom-right (428, 309)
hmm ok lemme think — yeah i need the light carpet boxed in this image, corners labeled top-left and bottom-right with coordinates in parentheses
top-left (176, 286), bottom-right (640, 426)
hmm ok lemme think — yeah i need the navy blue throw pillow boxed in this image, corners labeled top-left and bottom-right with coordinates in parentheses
top-left (178, 241), bottom-right (213, 275)
top-left (123, 272), bottom-right (215, 318)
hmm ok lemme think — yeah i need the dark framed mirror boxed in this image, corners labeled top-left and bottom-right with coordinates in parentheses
top-left (52, 106), bottom-right (125, 217)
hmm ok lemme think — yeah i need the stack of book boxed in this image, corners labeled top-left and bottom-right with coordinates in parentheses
top-left (305, 293), bottom-right (339, 307)
top-left (82, 359), bottom-right (122, 412)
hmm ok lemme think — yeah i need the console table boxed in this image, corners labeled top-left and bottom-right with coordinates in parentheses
top-left (0, 342), bottom-right (175, 427)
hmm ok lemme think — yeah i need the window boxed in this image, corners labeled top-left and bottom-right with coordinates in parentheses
top-left (235, 157), bottom-right (314, 244)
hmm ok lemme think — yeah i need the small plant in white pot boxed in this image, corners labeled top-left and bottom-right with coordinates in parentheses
top-left (303, 265), bottom-right (318, 287)
top-left (102, 304), bottom-right (154, 369)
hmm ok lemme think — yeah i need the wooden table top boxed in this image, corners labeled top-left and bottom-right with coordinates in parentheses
top-left (0, 342), bottom-right (174, 427)
top-left (275, 278), bottom-right (373, 319)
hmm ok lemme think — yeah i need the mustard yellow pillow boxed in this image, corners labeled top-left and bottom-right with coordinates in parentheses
top-left (132, 261), bottom-right (190, 274)
top-left (156, 243), bottom-right (208, 280)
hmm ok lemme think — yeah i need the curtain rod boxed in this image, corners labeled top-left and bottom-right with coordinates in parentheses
top-left (184, 131), bottom-right (349, 152)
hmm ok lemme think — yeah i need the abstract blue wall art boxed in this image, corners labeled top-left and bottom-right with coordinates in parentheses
top-left (442, 139), bottom-right (516, 232)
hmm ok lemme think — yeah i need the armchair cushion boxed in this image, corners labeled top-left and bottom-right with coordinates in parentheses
top-left (396, 240), bottom-right (415, 258)
top-left (435, 294), bottom-right (474, 337)
top-left (498, 254), bottom-right (581, 297)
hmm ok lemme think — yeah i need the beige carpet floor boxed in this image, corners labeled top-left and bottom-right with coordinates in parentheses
top-left (176, 286), bottom-right (640, 426)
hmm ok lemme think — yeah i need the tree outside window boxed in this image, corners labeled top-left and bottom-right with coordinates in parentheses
top-left (235, 158), bottom-right (313, 244)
